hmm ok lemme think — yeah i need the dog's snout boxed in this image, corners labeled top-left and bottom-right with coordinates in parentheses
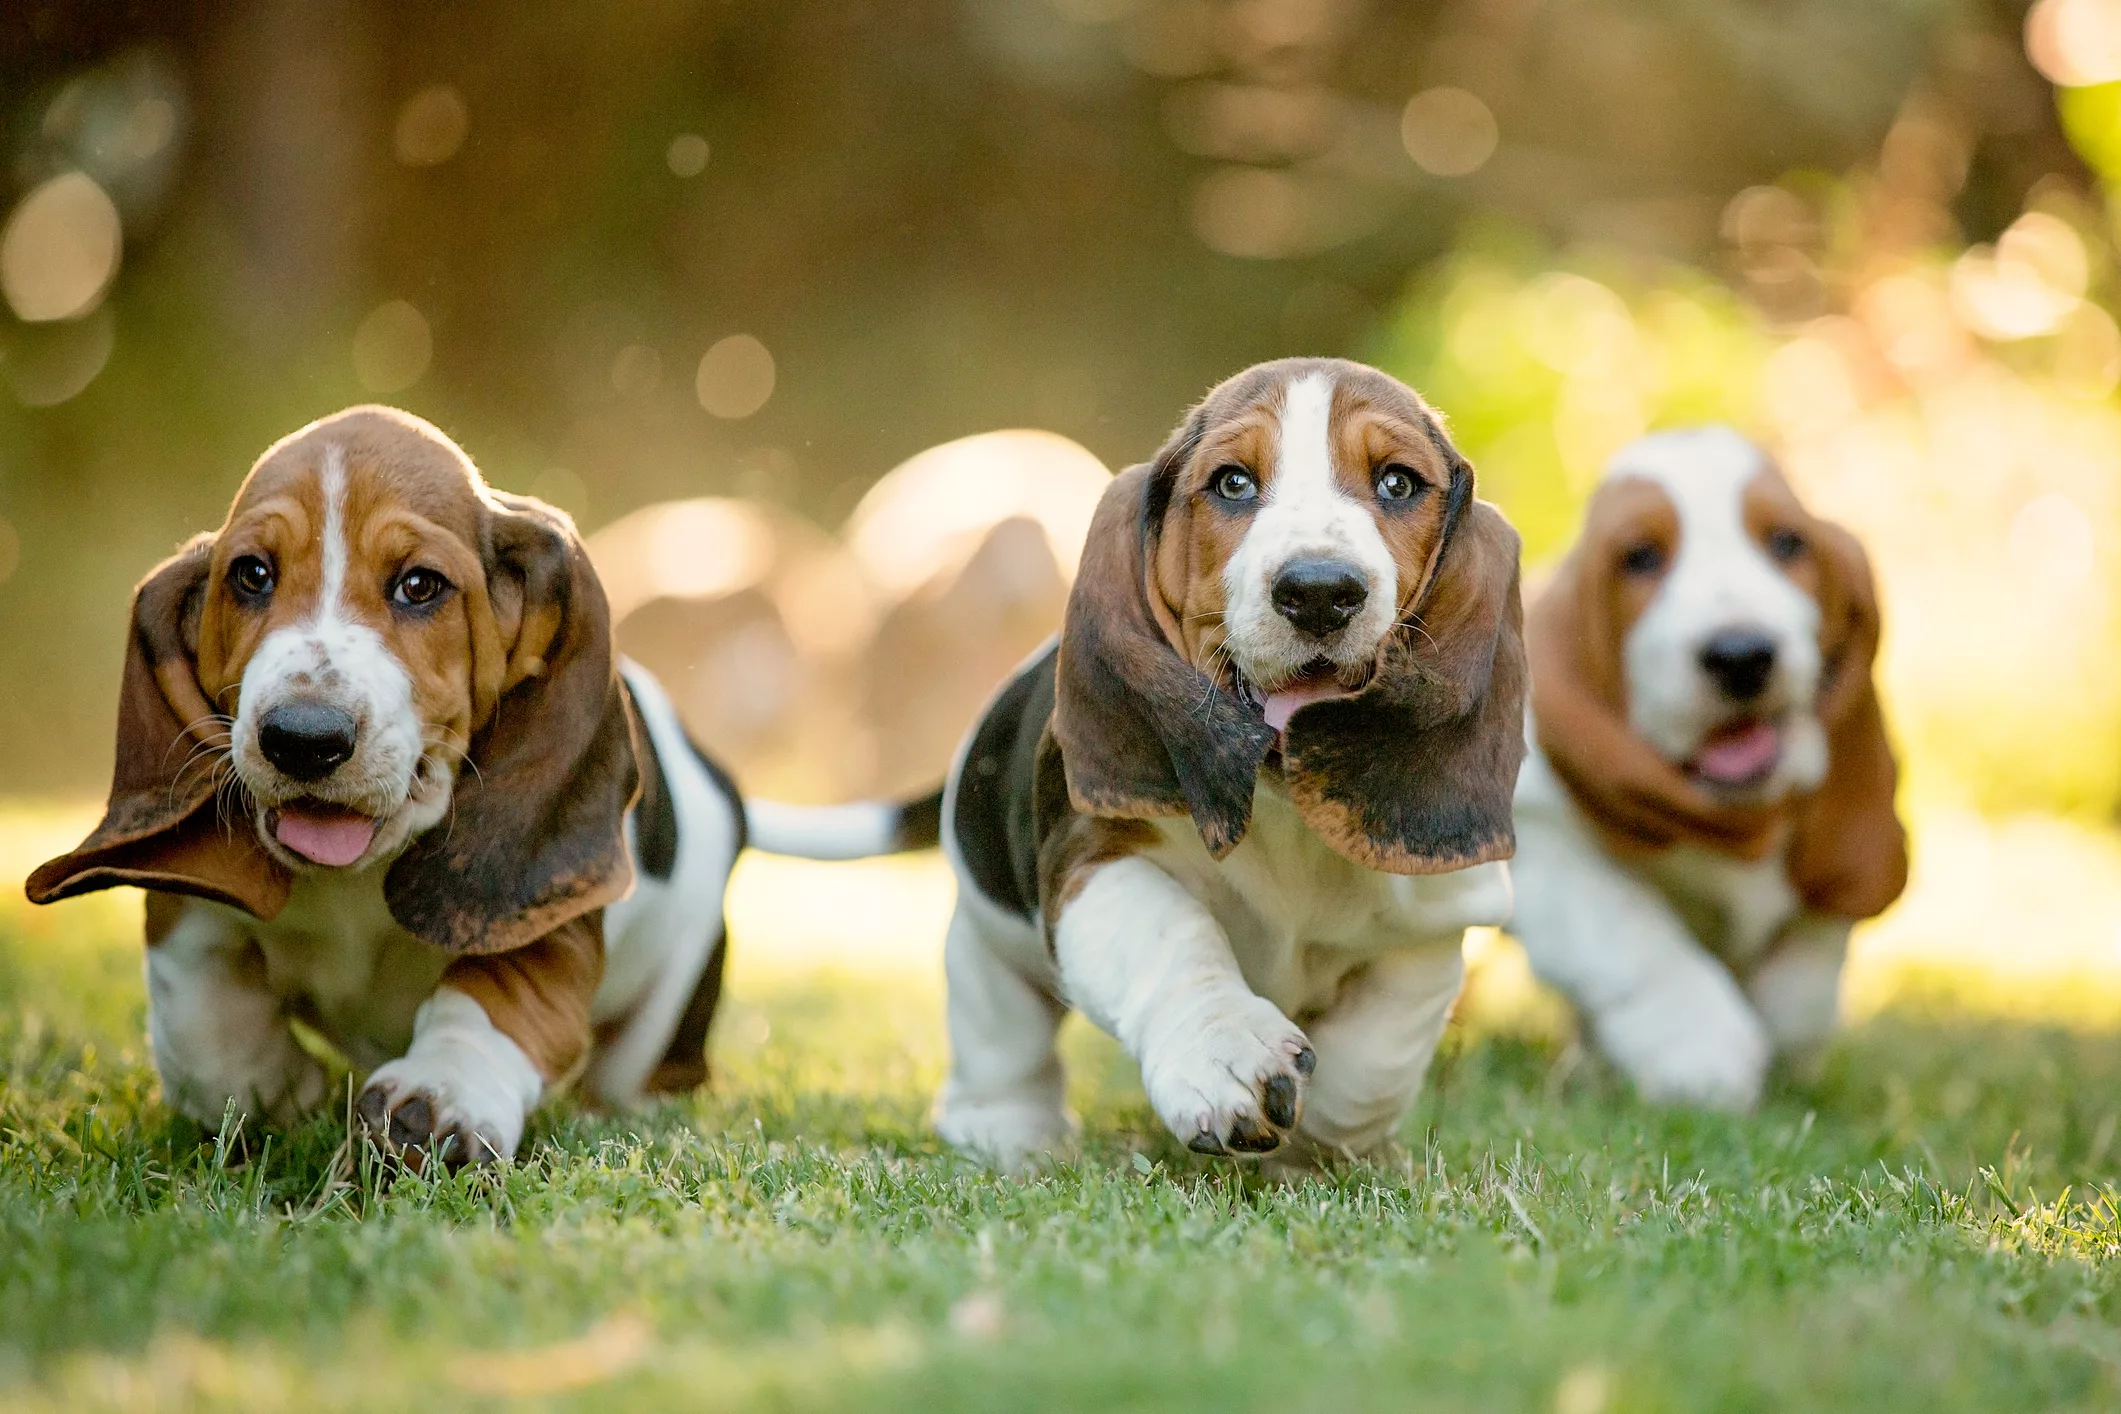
top-left (1270, 558), bottom-right (1368, 639)
top-left (1698, 629), bottom-right (1777, 700)
top-left (258, 702), bottom-right (359, 782)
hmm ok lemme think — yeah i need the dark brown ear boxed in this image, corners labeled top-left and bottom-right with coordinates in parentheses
top-left (385, 494), bottom-right (641, 955)
top-left (1052, 461), bottom-right (1276, 858)
top-left (1281, 484), bottom-right (1528, 874)
top-left (1787, 523), bottom-right (1907, 918)
top-left (25, 537), bottom-right (291, 916)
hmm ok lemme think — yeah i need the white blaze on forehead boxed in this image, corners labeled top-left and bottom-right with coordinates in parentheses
top-left (1606, 425), bottom-right (1826, 783)
top-left (1218, 370), bottom-right (1400, 683)
top-left (316, 441), bottom-right (349, 625)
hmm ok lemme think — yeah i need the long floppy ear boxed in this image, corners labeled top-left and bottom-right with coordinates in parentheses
top-left (385, 493), bottom-right (641, 955)
top-left (26, 537), bottom-right (291, 916)
top-left (1526, 506), bottom-right (1783, 859)
top-left (1281, 489), bottom-right (1528, 873)
top-left (1052, 461), bottom-right (1276, 858)
top-left (1787, 522), bottom-right (1907, 918)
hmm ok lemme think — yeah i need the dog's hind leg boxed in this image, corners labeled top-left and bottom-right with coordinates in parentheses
top-left (933, 899), bottom-right (1075, 1171)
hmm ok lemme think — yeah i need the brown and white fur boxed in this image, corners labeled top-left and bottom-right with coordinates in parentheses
top-left (27, 406), bottom-right (930, 1169)
top-left (1512, 427), bottom-right (1908, 1110)
top-left (930, 359), bottom-right (1527, 1172)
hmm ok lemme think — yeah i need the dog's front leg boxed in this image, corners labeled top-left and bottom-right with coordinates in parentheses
top-left (357, 915), bottom-right (602, 1170)
top-left (1513, 823), bottom-right (1769, 1110)
top-left (1743, 912), bottom-right (1850, 1076)
top-left (1055, 857), bottom-right (1314, 1156)
top-left (1286, 943), bottom-right (1465, 1162)
top-left (145, 895), bottom-right (327, 1128)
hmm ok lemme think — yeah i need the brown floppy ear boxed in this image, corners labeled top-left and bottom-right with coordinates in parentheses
top-left (1526, 492), bottom-right (1782, 859)
top-left (1281, 477), bottom-right (1527, 874)
top-left (26, 537), bottom-right (291, 916)
top-left (385, 493), bottom-right (641, 955)
top-left (1052, 458), bottom-right (1276, 859)
top-left (1787, 522), bottom-right (1907, 918)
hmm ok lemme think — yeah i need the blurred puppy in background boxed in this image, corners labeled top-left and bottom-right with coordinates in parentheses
top-left (1511, 426), bottom-right (1908, 1110)
top-left (28, 406), bottom-right (926, 1169)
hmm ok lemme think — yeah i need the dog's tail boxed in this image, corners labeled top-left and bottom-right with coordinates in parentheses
top-left (742, 787), bottom-right (944, 860)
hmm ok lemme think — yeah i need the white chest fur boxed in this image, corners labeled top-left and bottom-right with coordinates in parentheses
top-left (222, 868), bottom-right (449, 1072)
top-left (1141, 782), bottom-right (1514, 1020)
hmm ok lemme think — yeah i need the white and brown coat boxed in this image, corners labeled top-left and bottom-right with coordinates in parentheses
top-left (932, 358), bottom-right (1527, 1170)
top-left (1512, 426), bottom-right (1908, 1109)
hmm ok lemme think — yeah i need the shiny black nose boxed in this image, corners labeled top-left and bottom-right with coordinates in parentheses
top-left (1270, 558), bottom-right (1368, 639)
top-left (258, 703), bottom-right (358, 782)
top-left (1699, 629), bottom-right (1777, 700)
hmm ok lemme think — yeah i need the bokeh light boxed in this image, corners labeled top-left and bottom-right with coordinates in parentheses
top-left (0, 172), bottom-right (121, 323)
top-left (351, 299), bottom-right (432, 393)
top-left (695, 334), bottom-right (775, 418)
top-left (665, 133), bottom-right (710, 177)
top-left (1399, 87), bottom-right (1497, 178)
top-left (392, 84), bottom-right (469, 167)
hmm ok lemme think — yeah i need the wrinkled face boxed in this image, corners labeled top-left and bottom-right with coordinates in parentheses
top-left (1153, 361), bottom-right (1463, 731)
top-left (195, 412), bottom-right (499, 872)
top-left (1596, 427), bottom-right (1830, 802)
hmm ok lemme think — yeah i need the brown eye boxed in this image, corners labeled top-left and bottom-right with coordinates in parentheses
top-left (1619, 542), bottom-right (1667, 577)
top-left (1212, 466), bottom-right (1258, 502)
top-left (229, 555), bottom-right (275, 601)
top-left (1375, 465), bottom-right (1418, 502)
top-left (1765, 527), bottom-right (1806, 564)
top-left (392, 568), bottom-right (453, 608)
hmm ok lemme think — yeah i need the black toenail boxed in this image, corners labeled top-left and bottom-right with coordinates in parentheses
top-left (389, 1096), bottom-right (433, 1147)
top-left (1263, 1073), bottom-right (1299, 1129)
top-left (1294, 1047), bottom-right (1316, 1077)
top-left (356, 1088), bottom-right (389, 1133)
top-left (1227, 1116), bottom-right (1282, 1153)
top-left (1188, 1129), bottom-right (1229, 1156)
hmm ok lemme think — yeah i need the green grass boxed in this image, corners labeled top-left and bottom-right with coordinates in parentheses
top-left (8, 856), bottom-right (2121, 1410)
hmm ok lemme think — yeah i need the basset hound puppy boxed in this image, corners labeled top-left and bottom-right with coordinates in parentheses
top-left (1512, 426), bottom-right (1908, 1110)
top-left (26, 406), bottom-right (928, 1168)
top-left (930, 358), bottom-right (1527, 1171)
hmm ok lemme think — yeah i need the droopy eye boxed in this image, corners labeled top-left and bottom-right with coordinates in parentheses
top-left (1619, 542), bottom-right (1667, 577)
top-left (1211, 465), bottom-right (1259, 502)
top-left (392, 568), bottom-right (454, 609)
top-left (1375, 465), bottom-right (1418, 502)
top-left (228, 555), bottom-right (275, 601)
top-left (1764, 527), bottom-right (1807, 564)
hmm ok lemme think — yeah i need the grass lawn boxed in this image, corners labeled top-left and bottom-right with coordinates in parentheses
top-left (6, 803), bottom-right (2121, 1412)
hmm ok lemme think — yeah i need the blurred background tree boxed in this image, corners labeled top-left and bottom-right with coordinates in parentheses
top-left (0, 0), bottom-right (2107, 816)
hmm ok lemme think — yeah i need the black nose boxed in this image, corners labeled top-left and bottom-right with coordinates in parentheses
top-left (1270, 558), bottom-right (1368, 639)
top-left (258, 703), bottom-right (358, 782)
top-left (1699, 629), bottom-right (1777, 700)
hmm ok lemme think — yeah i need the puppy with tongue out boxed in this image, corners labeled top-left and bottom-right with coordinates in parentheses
top-left (1509, 426), bottom-right (1908, 1114)
top-left (24, 405), bottom-right (790, 1176)
top-left (930, 359), bottom-right (1532, 1175)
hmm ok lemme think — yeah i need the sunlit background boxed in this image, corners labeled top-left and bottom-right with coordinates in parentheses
top-left (10, 0), bottom-right (2121, 1026)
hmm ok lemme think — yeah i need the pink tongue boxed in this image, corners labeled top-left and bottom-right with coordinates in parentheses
top-left (275, 808), bottom-right (377, 867)
top-left (1692, 721), bottom-right (1781, 785)
top-left (1263, 677), bottom-right (1354, 733)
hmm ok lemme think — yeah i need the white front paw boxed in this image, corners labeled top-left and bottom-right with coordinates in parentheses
top-left (1596, 986), bottom-right (1770, 1112)
top-left (1139, 995), bottom-right (1314, 1156)
top-left (354, 990), bottom-right (543, 1171)
top-left (357, 1056), bottom-right (526, 1171)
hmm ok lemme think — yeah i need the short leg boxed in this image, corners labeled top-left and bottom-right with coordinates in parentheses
top-left (1292, 942), bottom-right (1465, 1160)
top-left (1512, 824), bottom-right (1769, 1111)
top-left (1745, 913), bottom-right (1850, 1077)
top-left (1055, 857), bottom-right (1313, 1156)
top-left (933, 903), bottom-right (1075, 1171)
top-left (358, 916), bottom-right (601, 1169)
top-left (145, 895), bottom-right (326, 1127)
